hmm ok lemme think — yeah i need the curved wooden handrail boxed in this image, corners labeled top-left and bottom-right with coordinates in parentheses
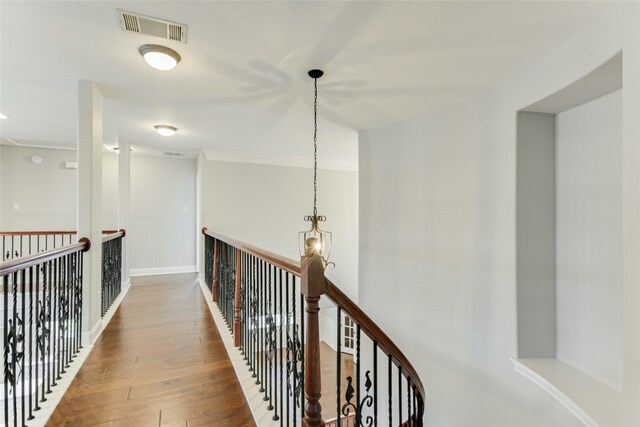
top-left (202, 227), bottom-right (426, 421)
top-left (1, 229), bottom-right (119, 236)
top-left (102, 229), bottom-right (126, 243)
top-left (0, 238), bottom-right (91, 276)
top-left (202, 227), bottom-right (300, 276)
top-left (324, 278), bottom-right (426, 415)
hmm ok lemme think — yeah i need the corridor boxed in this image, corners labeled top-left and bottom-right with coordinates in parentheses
top-left (47, 273), bottom-right (255, 427)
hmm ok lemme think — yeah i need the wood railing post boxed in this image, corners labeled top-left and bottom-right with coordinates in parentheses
top-left (233, 248), bottom-right (242, 347)
top-left (301, 254), bottom-right (326, 427)
top-left (212, 239), bottom-right (219, 302)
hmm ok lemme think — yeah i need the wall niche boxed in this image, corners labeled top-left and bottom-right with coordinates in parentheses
top-left (514, 53), bottom-right (624, 426)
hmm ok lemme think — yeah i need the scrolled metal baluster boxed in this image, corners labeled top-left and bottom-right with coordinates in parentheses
top-left (285, 272), bottom-right (290, 426)
top-left (3, 274), bottom-right (9, 426)
top-left (337, 307), bottom-right (342, 427)
top-left (60, 254), bottom-right (68, 373)
top-left (373, 341), bottom-right (378, 426)
top-left (266, 264), bottom-right (274, 406)
top-left (300, 289), bottom-right (305, 413)
top-left (28, 266), bottom-right (34, 420)
top-left (20, 268), bottom-right (26, 426)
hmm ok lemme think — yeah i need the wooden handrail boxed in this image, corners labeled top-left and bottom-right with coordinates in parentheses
top-left (202, 227), bottom-right (426, 424)
top-left (0, 238), bottom-right (91, 276)
top-left (102, 229), bottom-right (126, 243)
top-left (202, 227), bottom-right (300, 276)
top-left (324, 278), bottom-right (426, 413)
top-left (1, 229), bottom-right (119, 236)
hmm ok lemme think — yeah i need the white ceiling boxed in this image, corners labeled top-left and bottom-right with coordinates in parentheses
top-left (0, 1), bottom-right (608, 165)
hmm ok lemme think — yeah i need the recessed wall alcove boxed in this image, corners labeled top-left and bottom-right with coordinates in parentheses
top-left (514, 53), bottom-right (623, 426)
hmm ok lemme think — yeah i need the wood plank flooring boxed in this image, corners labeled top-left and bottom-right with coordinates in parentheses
top-left (47, 273), bottom-right (256, 427)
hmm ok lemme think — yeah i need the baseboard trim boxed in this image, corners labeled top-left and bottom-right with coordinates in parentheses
top-left (130, 266), bottom-right (196, 276)
top-left (32, 281), bottom-right (130, 426)
top-left (99, 280), bottom-right (131, 339)
top-left (197, 279), bottom-right (280, 427)
top-left (22, 343), bottom-right (94, 427)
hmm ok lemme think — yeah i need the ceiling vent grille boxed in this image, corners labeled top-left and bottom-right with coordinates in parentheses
top-left (163, 151), bottom-right (184, 158)
top-left (118, 10), bottom-right (188, 43)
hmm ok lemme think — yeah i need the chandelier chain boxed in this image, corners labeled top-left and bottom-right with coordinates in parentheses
top-left (313, 76), bottom-right (318, 217)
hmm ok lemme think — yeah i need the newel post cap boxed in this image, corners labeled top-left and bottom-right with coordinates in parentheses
top-left (300, 255), bottom-right (325, 298)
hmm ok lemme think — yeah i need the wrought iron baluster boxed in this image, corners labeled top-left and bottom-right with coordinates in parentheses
top-left (34, 262), bottom-right (41, 412)
top-left (285, 272), bottom-right (290, 427)
top-left (267, 263), bottom-right (273, 406)
top-left (356, 324), bottom-right (360, 426)
top-left (260, 259), bottom-right (266, 393)
top-left (388, 354), bottom-right (392, 427)
top-left (46, 260), bottom-right (51, 394)
top-left (337, 306), bottom-right (342, 427)
top-left (52, 257), bottom-right (57, 386)
top-left (407, 376), bottom-right (411, 427)
top-left (300, 289), bottom-right (305, 413)
top-left (20, 269), bottom-right (26, 426)
top-left (277, 267), bottom-right (283, 425)
top-left (3, 274), bottom-right (9, 426)
top-left (250, 255), bottom-right (257, 377)
top-left (398, 366), bottom-right (402, 426)
top-left (373, 340), bottom-right (378, 426)
top-left (28, 266), bottom-right (34, 420)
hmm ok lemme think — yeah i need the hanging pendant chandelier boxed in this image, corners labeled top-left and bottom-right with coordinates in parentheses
top-left (299, 69), bottom-right (332, 264)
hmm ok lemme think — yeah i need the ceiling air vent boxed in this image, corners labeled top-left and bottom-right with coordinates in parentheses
top-left (163, 151), bottom-right (184, 158)
top-left (118, 10), bottom-right (188, 43)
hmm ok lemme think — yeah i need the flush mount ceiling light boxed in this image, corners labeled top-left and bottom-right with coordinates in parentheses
top-left (299, 69), bottom-right (333, 267)
top-left (138, 44), bottom-right (181, 71)
top-left (154, 125), bottom-right (177, 136)
top-left (0, 113), bottom-right (8, 119)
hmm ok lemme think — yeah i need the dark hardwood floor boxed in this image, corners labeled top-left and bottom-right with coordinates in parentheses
top-left (47, 273), bottom-right (256, 427)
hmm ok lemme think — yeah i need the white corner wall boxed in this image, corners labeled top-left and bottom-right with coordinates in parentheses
top-left (199, 159), bottom-right (358, 301)
top-left (129, 154), bottom-right (196, 274)
top-left (556, 89), bottom-right (623, 391)
top-left (358, 4), bottom-right (639, 426)
top-left (0, 145), bottom-right (118, 231)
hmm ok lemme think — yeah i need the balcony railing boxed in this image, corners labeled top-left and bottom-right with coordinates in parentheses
top-left (0, 238), bottom-right (90, 427)
top-left (202, 228), bottom-right (426, 426)
top-left (0, 228), bottom-right (126, 426)
top-left (1, 230), bottom-right (118, 261)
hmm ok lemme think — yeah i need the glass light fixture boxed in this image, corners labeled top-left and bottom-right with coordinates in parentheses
top-left (138, 44), bottom-right (181, 71)
top-left (299, 69), bottom-right (332, 265)
top-left (0, 113), bottom-right (9, 119)
top-left (154, 125), bottom-right (177, 136)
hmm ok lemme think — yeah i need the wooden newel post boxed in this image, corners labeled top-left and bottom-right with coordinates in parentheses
top-left (212, 239), bottom-right (219, 302)
top-left (233, 248), bottom-right (242, 347)
top-left (301, 254), bottom-right (326, 427)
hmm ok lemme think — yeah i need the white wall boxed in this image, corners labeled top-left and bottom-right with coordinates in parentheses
top-left (102, 152), bottom-right (119, 230)
top-left (359, 4), bottom-right (639, 426)
top-left (199, 159), bottom-right (358, 301)
top-left (0, 145), bottom-right (118, 231)
top-left (556, 89), bottom-right (623, 391)
top-left (130, 154), bottom-right (196, 274)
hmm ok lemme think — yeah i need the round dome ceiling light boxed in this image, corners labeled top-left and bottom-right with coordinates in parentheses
top-left (0, 113), bottom-right (9, 119)
top-left (154, 125), bottom-right (178, 137)
top-left (138, 44), bottom-right (181, 71)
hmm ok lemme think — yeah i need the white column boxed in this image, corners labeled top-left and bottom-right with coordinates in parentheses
top-left (77, 80), bottom-right (103, 343)
top-left (118, 138), bottom-right (130, 288)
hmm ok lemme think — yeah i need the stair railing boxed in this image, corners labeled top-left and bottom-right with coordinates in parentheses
top-left (0, 237), bottom-right (91, 426)
top-left (101, 230), bottom-right (125, 317)
top-left (202, 228), bottom-right (425, 426)
top-left (1, 230), bottom-right (119, 261)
